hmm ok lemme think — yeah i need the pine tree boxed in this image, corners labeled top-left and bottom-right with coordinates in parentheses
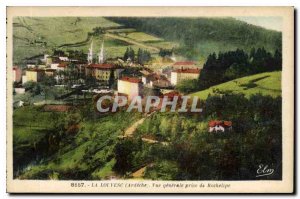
top-left (274, 49), bottom-right (282, 70)
top-left (123, 47), bottom-right (129, 61)
top-left (128, 47), bottom-right (135, 61)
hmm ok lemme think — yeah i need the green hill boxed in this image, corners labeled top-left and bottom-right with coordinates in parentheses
top-left (108, 17), bottom-right (282, 62)
top-left (191, 71), bottom-right (281, 99)
top-left (13, 17), bottom-right (281, 66)
top-left (12, 17), bottom-right (177, 65)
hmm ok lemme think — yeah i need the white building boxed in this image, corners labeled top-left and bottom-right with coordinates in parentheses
top-left (171, 69), bottom-right (200, 85)
top-left (22, 75), bottom-right (27, 85)
top-left (14, 88), bottom-right (25, 94)
top-left (59, 56), bottom-right (69, 62)
top-left (117, 77), bottom-right (143, 101)
top-left (26, 64), bottom-right (36, 69)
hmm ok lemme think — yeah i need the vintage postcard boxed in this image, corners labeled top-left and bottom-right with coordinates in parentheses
top-left (6, 7), bottom-right (294, 193)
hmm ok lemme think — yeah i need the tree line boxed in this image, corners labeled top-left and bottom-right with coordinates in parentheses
top-left (123, 47), bottom-right (151, 65)
top-left (198, 48), bottom-right (282, 90)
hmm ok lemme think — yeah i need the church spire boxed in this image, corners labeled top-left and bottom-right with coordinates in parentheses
top-left (170, 51), bottom-right (176, 62)
top-left (98, 40), bottom-right (105, 64)
top-left (87, 40), bottom-right (93, 64)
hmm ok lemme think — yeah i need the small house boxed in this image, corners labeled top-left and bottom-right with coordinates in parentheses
top-left (25, 69), bottom-right (45, 82)
top-left (208, 120), bottom-right (232, 133)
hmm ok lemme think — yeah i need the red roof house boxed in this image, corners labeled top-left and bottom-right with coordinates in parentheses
top-left (208, 120), bottom-right (232, 133)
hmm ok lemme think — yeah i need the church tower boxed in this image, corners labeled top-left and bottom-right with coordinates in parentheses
top-left (87, 40), bottom-right (93, 64)
top-left (170, 51), bottom-right (177, 62)
top-left (98, 40), bottom-right (105, 64)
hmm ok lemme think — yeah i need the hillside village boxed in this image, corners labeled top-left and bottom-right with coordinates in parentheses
top-left (13, 40), bottom-right (202, 107)
top-left (12, 17), bottom-right (283, 181)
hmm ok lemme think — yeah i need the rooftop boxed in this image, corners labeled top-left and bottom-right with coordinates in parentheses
top-left (209, 120), bottom-right (232, 127)
top-left (44, 105), bottom-right (72, 112)
top-left (173, 61), bottom-right (196, 66)
top-left (174, 68), bottom-right (201, 74)
top-left (87, 63), bottom-right (115, 69)
top-left (58, 62), bottom-right (68, 68)
top-left (146, 73), bottom-right (168, 82)
top-left (26, 68), bottom-right (45, 72)
top-left (119, 77), bottom-right (142, 83)
top-left (152, 79), bottom-right (172, 88)
top-left (45, 68), bottom-right (56, 72)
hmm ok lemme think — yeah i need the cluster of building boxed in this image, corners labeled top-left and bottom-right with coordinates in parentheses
top-left (13, 60), bottom-right (201, 99)
top-left (13, 55), bottom-right (79, 85)
top-left (116, 61), bottom-right (201, 101)
top-left (13, 39), bottom-right (202, 106)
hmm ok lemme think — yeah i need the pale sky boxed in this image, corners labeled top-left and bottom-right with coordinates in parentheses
top-left (235, 16), bottom-right (282, 32)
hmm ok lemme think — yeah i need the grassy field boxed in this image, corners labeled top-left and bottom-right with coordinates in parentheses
top-left (13, 106), bottom-right (60, 144)
top-left (13, 17), bottom-right (179, 65)
top-left (13, 17), bottom-right (121, 64)
top-left (126, 32), bottom-right (163, 42)
top-left (59, 35), bottom-right (136, 59)
top-left (14, 17), bottom-right (120, 46)
top-left (191, 71), bottom-right (281, 99)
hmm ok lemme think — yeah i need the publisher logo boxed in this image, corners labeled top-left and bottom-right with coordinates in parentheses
top-left (256, 164), bottom-right (274, 177)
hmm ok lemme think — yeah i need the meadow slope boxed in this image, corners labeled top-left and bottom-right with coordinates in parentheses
top-left (13, 17), bottom-right (177, 65)
top-left (191, 71), bottom-right (281, 99)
